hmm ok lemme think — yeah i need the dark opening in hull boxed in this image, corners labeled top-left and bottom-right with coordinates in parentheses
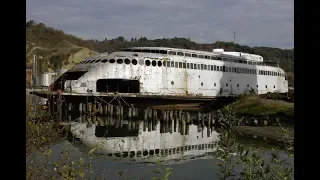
top-left (96, 79), bottom-right (140, 93)
top-left (51, 71), bottom-right (87, 91)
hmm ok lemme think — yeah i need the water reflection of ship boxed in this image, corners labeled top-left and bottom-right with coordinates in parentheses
top-left (69, 117), bottom-right (219, 163)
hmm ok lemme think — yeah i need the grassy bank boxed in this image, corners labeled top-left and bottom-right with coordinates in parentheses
top-left (229, 94), bottom-right (294, 118)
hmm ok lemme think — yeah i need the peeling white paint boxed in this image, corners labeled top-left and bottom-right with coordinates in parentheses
top-left (60, 47), bottom-right (288, 97)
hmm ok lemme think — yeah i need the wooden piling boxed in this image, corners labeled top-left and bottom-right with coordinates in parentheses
top-left (82, 103), bottom-right (87, 113)
top-left (120, 105), bottom-right (123, 121)
top-left (131, 107), bottom-right (135, 117)
top-left (104, 105), bottom-right (108, 115)
top-left (110, 105), bottom-right (114, 117)
top-left (98, 103), bottom-right (103, 114)
top-left (88, 103), bottom-right (92, 113)
top-left (79, 103), bottom-right (83, 112)
top-left (186, 112), bottom-right (191, 124)
top-left (128, 108), bottom-right (132, 120)
top-left (144, 108), bottom-right (148, 121)
top-left (128, 120), bottom-right (132, 131)
top-left (132, 119), bottom-right (136, 130)
top-left (68, 103), bottom-right (72, 112)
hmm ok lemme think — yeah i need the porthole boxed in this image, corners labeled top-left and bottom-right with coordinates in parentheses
top-left (109, 59), bottom-right (115, 63)
top-left (201, 82), bottom-right (203, 86)
top-left (101, 59), bottom-right (108, 63)
top-left (214, 83), bottom-right (216, 86)
top-left (117, 59), bottom-right (123, 64)
top-left (158, 61), bottom-right (162, 67)
top-left (152, 60), bottom-right (157, 66)
top-left (171, 81), bottom-right (174, 85)
top-left (145, 60), bottom-right (151, 66)
top-left (132, 59), bottom-right (138, 65)
top-left (124, 59), bottom-right (130, 64)
top-left (237, 84), bottom-right (239, 87)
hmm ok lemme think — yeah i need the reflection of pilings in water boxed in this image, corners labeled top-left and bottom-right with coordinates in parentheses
top-left (182, 118), bottom-right (186, 135)
top-left (169, 110), bottom-right (173, 133)
top-left (197, 112), bottom-right (201, 132)
top-left (138, 120), bottom-right (143, 134)
top-left (165, 113), bottom-right (169, 133)
top-left (186, 123), bottom-right (189, 135)
top-left (174, 110), bottom-right (178, 121)
top-left (148, 118), bottom-right (152, 132)
top-left (149, 108), bottom-right (153, 132)
top-left (147, 108), bottom-right (152, 132)
top-left (182, 112), bottom-right (189, 135)
top-left (186, 112), bottom-right (191, 124)
top-left (202, 122), bottom-right (204, 138)
top-left (207, 113), bottom-right (211, 137)
top-left (152, 110), bottom-right (157, 131)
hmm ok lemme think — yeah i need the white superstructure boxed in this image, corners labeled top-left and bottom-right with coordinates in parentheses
top-left (51, 47), bottom-right (288, 97)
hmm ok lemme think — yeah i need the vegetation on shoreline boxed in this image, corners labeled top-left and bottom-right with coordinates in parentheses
top-left (229, 94), bottom-right (294, 118)
top-left (215, 106), bottom-right (294, 180)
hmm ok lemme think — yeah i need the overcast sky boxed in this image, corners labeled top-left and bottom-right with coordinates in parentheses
top-left (26, 0), bottom-right (294, 49)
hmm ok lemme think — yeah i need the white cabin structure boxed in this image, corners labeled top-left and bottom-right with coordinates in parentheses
top-left (51, 47), bottom-right (288, 98)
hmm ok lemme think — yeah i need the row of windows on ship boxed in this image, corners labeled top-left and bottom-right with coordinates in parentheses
top-left (79, 58), bottom-right (286, 77)
top-left (120, 48), bottom-right (263, 65)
